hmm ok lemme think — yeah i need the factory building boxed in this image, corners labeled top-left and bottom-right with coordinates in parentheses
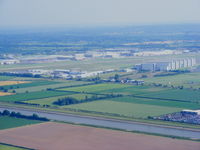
top-left (134, 58), bottom-right (196, 71)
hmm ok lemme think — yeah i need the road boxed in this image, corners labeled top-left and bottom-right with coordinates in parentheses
top-left (0, 105), bottom-right (200, 139)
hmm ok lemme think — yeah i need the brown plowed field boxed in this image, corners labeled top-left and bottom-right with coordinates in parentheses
top-left (0, 81), bottom-right (30, 86)
top-left (0, 122), bottom-right (199, 150)
top-left (0, 92), bottom-right (14, 96)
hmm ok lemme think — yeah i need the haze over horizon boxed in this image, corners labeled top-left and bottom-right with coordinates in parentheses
top-left (0, 0), bottom-right (200, 27)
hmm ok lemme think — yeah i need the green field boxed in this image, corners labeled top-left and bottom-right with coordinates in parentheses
top-left (0, 144), bottom-right (28, 150)
top-left (0, 116), bottom-right (42, 130)
top-left (11, 80), bottom-right (90, 93)
top-left (0, 72), bottom-right (199, 126)
top-left (25, 93), bottom-right (94, 105)
top-left (109, 96), bottom-right (200, 109)
top-left (1, 80), bottom-right (60, 91)
top-left (0, 76), bottom-right (14, 81)
top-left (64, 100), bottom-right (183, 118)
top-left (143, 72), bottom-right (200, 88)
top-left (0, 90), bottom-right (72, 102)
top-left (100, 85), bottom-right (165, 95)
top-left (60, 83), bottom-right (200, 103)
top-left (59, 83), bottom-right (132, 93)
top-left (138, 89), bottom-right (200, 103)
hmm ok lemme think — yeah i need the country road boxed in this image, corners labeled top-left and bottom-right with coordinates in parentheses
top-left (0, 105), bottom-right (200, 139)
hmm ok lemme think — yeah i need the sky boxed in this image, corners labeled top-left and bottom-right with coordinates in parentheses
top-left (0, 0), bottom-right (200, 27)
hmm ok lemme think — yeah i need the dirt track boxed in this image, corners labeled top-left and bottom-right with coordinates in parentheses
top-left (0, 122), bottom-right (199, 150)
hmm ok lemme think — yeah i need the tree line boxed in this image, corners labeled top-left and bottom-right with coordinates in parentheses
top-left (53, 94), bottom-right (122, 106)
top-left (0, 110), bottom-right (49, 121)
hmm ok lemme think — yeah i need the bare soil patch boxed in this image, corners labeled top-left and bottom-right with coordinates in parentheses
top-left (0, 92), bottom-right (14, 96)
top-left (0, 81), bottom-right (30, 86)
top-left (0, 122), bottom-right (199, 150)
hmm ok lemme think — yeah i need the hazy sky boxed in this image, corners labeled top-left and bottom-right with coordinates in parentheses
top-left (0, 0), bottom-right (200, 27)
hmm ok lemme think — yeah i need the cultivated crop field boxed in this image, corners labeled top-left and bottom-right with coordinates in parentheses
top-left (139, 89), bottom-right (200, 103)
top-left (0, 122), bottom-right (199, 150)
top-left (143, 72), bottom-right (200, 89)
top-left (0, 76), bottom-right (14, 81)
top-left (0, 144), bottom-right (28, 150)
top-left (0, 92), bottom-right (14, 96)
top-left (64, 100), bottom-right (183, 118)
top-left (24, 93), bottom-right (94, 105)
top-left (11, 80), bottom-right (90, 93)
top-left (59, 83), bottom-right (200, 103)
top-left (59, 83), bottom-right (132, 93)
top-left (109, 96), bottom-right (200, 109)
top-left (0, 116), bottom-right (42, 130)
top-left (0, 80), bottom-right (59, 91)
top-left (0, 81), bottom-right (30, 86)
top-left (0, 90), bottom-right (73, 102)
top-left (0, 75), bottom-right (200, 124)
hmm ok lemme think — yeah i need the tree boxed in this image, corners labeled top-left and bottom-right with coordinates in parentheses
top-left (53, 97), bottom-right (79, 106)
top-left (2, 110), bottom-right (10, 116)
top-left (114, 74), bottom-right (120, 82)
top-left (10, 111), bottom-right (16, 117)
top-left (3, 89), bottom-right (8, 92)
top-left (32, 114), bottom-right (39, 119)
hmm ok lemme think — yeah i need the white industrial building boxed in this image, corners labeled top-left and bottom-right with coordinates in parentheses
top-left (0, 59), bottom-right (20, 65)
top-left (135, 58), bottom-right (196, 71)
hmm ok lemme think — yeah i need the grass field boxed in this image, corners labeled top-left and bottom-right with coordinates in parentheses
top-left (100, 85), bottom-right (165, 95)
top-left (0, 73), bottom-right (199, 124)
top-left (59, 83), bottom-right (132, 93)
top-left (60, 83), bottom-right (200, 103)
top-left (11, 80), bottom-right (90, 93)
top-left (143, 72), bottom-right (200, 88)
top-left (64, 100), bottom-right (183, 118)
top-left (25, 93), bottom-right (101, 105)
top-left (0, 90), bottom-right (72, 102)
top-left (0, 76), bottom-right (14, 81)
top-left (138, 89), bottom-right (200, 103)
top-left (0, 144), bottom-right (28, 150)
top-left (0, 116), bottom-right (42, 130)
top-left (108, 96), bottom-right (200, 109)
top-left (0, 80), bottom-right (60, 91)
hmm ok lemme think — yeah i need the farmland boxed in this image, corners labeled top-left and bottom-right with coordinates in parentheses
top-left (138, 89), bottom-right (200, 103)
top-left (10, 80), bottom-right (90, 93)
top-left (25, 93), bottom-right (97, 105)
top-left (0, 90), bottom-right (73, 102)
top-left (0, 92), bottom-right (14, 96)
top-left (0, 122), bottom-right (199, 150)
top-left (0, 144), bottom-right (28, 150)
top-left (0, 81), bottom-right (31, 86)
top-left (0, 74), bottom-right (199, 127)
top-left (109, 96), bottom-right (200, 109)
top-left (59, 83), bottom-right (132, 93)
top-left (143, 72), bottom-right (200, 89)
top-left (0, 116), bottom-right (42, 130)
top-left (59, 83), bottom-right (200, 103)
top-left (0, 80), bottom-right (60, 91)
top-left (0, 76), bottom-right (14, 81)
top-left (63, 100), bottom-right (183, 118)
